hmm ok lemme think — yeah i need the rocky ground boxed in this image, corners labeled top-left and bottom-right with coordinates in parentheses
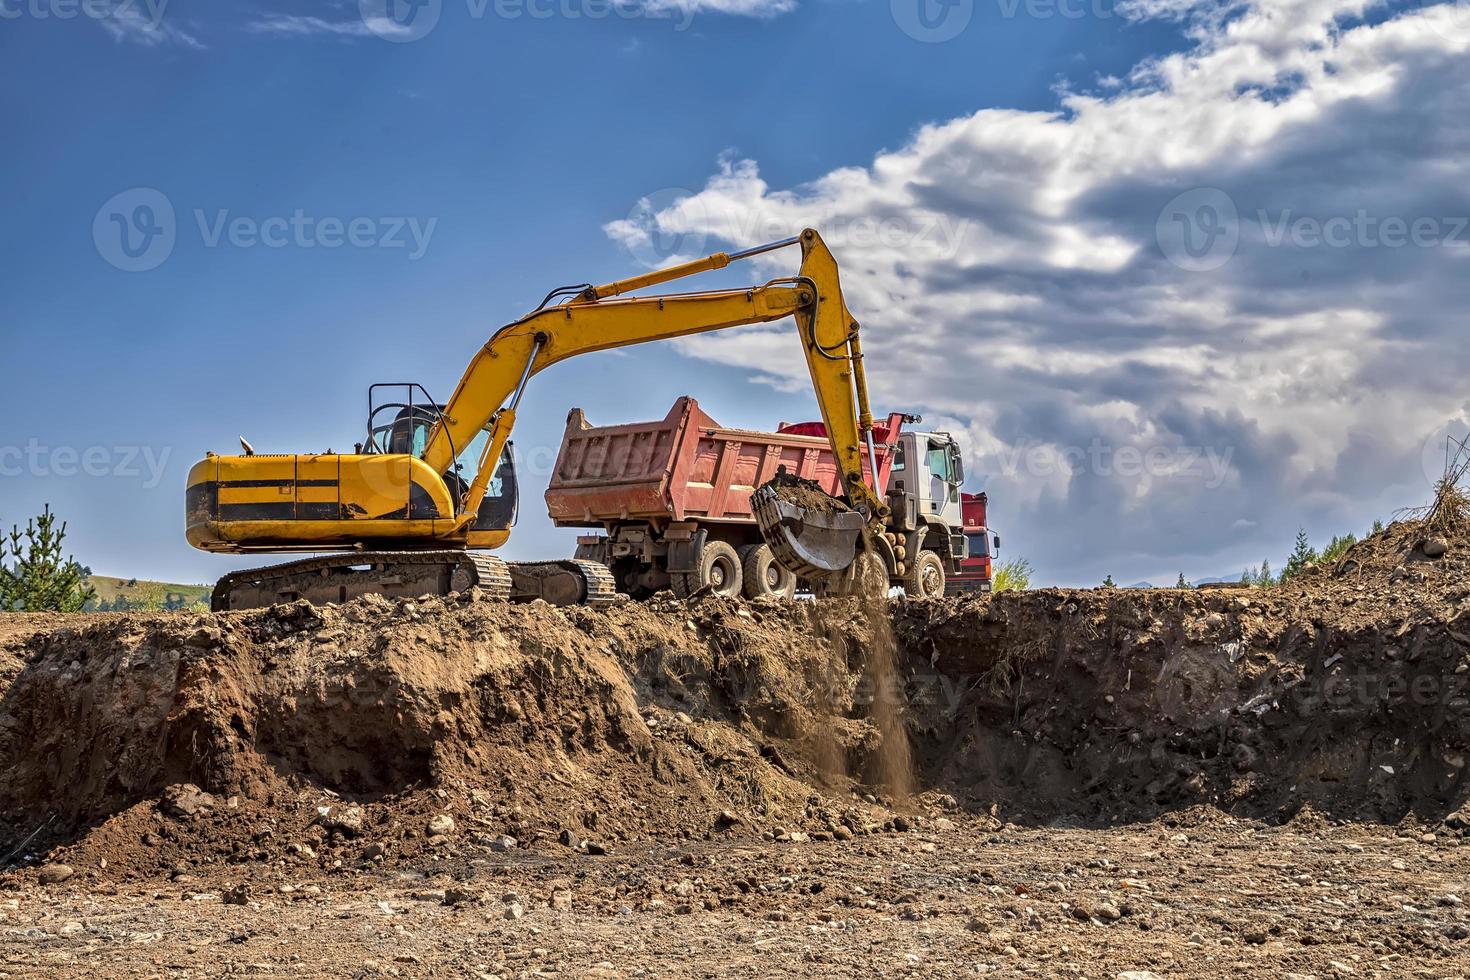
top-left (2, 516), bottom-right (1470, 977)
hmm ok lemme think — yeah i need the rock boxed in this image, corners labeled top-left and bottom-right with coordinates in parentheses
top-left (426, 814), bottom-right (456, 837)
top-left (1243, 927), bottom-right (1268, 944)
top-left (558, 829), bottom-right (582, 848)
top-left (550, 890), bottom-right (573, 911)
top-left (1095, 902), bottom-right (1122, 922)
top-left (892, 816), bottom-right (913, 832)
top-left (1116, 973), bottom-right (1165, 980)
top-left (488, 835), bottom-right (517, 853)
top-left (504, 902), bottom-right (525, 920)
top-left (223, 884), bottom-right (249, 905)
top-left (322, 805), bottom-right (365, 837)
top-left (714, 810), bottom-right (741, 829)
top-left (1423, 537), bottom-right (1449, 558)
top-left (361, 842), bottom-right (387, 861)
top-left (584, 840), bottom-right (610, 856)
top-left (37, 863), bottom-right (74, 885)
top-left (160, 783), bottom-right (216, 819)
top-left (443, 888), bottom-right (481, 907)
top-left (58, 921), bottom-right (84, 937)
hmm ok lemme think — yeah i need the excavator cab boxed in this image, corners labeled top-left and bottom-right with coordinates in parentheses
top-left (365, 386), bottom-right (518, 533)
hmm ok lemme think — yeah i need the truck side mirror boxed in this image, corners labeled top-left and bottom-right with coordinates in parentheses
top-left (950, 448), bottom-right (964, 485)
top-left (992, 532), bottom-right (1000, 554)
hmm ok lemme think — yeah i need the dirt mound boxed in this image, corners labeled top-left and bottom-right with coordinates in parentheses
top-left (1319, 516), bottom-right (1470, 591)
top-left (3, 559), bottom-right (1469, 879)
top-left (897, 578), bottom-right (1470, 824)
top-left (0, 593), bottom-right (918, 877)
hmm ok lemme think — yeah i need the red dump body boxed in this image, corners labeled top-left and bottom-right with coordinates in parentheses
top-left (546, 396), bottom-right (907, 527)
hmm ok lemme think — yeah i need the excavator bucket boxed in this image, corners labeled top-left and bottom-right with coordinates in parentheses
top-left (752, 473), bottom-right (865, 581)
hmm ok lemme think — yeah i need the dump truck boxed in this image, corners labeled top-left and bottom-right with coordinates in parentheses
top-left (947, 491), bottom-right (1000, 594)
top-left (547, 396), bottom-right (974, 599)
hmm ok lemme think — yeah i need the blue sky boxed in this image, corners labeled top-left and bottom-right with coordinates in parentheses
top-left (3, 0), bottom-right (1469, 587)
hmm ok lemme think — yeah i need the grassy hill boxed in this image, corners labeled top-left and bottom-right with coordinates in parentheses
top-left (85, 575), bottom-right (211, 612)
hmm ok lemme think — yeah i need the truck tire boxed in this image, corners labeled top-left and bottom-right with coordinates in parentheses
top-left (904, 550), bottom-right (946, 599)
top-left (739, 543), bottom-right (797, 599)
top-left (672, 540), bottom-right (742, 598)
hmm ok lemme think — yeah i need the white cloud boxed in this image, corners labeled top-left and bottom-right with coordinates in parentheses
top-left (97, 2), bottom-right (204, 49)
top-left (606, 0), bottom-right (1470, 584)
top-left (244, 14), bottom-right (384, 38)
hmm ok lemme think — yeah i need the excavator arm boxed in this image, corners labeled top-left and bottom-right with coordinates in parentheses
top-left (425, 228), bottom-right (887, 534)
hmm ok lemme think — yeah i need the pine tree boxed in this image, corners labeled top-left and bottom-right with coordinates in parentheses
top-left (1252, 559), bottom-right (1275, 587)
top-left (1280, 527), bottom-right (1318, 582)
top-left (1320, 532), bottom-right (1357, 563)
top-left (1176, 572), bottom-right (1189, 589)
top-left (0, 506), bottom-right (96, 613)
top-left (1370, 519), bottom-right (1385, 535)
top-left (1102, 574), bottom-right (1116, 587)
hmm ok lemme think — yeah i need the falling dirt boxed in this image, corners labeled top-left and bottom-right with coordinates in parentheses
top-left (859, 598), bottom-right (915, 801)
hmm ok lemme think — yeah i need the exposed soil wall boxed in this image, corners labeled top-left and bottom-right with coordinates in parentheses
top-left (2, 519), bottom-right (1467, 871)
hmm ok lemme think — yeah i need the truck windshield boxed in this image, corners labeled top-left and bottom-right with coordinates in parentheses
top-left (965, 531), bottom-right (990, 559)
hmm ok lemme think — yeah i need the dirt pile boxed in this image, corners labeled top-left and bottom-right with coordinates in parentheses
top-left (896, 518), bottom-right (1470, 823)
top-left (2, 518), bottom-right (1467, 880)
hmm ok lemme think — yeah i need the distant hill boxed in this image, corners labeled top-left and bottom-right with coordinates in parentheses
top-left (85, 576), bottom-right (211, 612)
top-left (1125, 581), bottom-right (1155, 589)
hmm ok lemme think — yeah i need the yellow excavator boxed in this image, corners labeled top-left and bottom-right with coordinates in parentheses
top-left (187, 228), bottom-right (890, 609)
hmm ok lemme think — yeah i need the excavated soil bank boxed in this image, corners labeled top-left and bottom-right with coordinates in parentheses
top-left (2, 519), bottom-right (1469, 880)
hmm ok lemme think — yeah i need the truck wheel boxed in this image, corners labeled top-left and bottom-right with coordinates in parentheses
top-left (739, 543), bottom-right (797, 599)
top-left (904, 550), bottom-right (946, 599)
top-left (672, 540), bottom-right (743, 598)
